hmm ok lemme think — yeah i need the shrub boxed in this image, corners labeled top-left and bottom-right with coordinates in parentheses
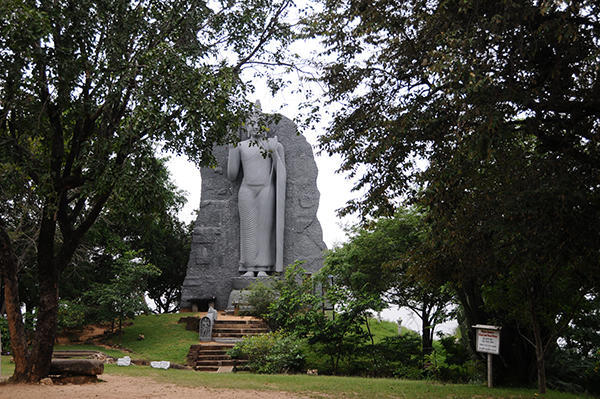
top-left (427, 361), bottom-right (479, 383)
top-left (244, 280), bottom-right (276, 321)
top-left (228, 331), bottom-right (305, 374)
top-left (376, 333), bottom-right (423, 378)
top-left (424, 335), bottom-right (481, 383)
top-left (0, 317), bottom-right (9, 353)
top-left (58, 300), bottom-right (89, 330)
top-left (438, 335), bottom-right (471, 366)
top-left (546, 347), bottom-right (600, 394)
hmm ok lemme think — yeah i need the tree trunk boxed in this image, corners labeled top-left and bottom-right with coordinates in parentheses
top-left (530, 301), bottom-right (547, 394)
top-left (17, 204), bottom-right (61, 383)
top-left (0, 226), bottom-right (30, 382)
top-left (28, 271), bottom-right (60, 382)
top-left (364, 315), bottom-right (378, 375)
top-left (421, 307), bottom-right (433, 357)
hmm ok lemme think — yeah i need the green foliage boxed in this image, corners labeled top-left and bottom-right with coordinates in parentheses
top-left (0, 0), bottom-right (297, 380)
top-left (244, 280), bottom-right (277, 321)
top-left (423, 335), bottom-right (481, 384)
top-left (372, 333), bottom-right (423, 378)
top-left (325, 210), bottom-right (455, 355)
top-left (85, 251), bottom-right (160, 334)
top-left (311, 0), bottom-right (600, 220)
top-left (263, 262), bottom-right (325, 335)
top-left (245, 263), bottom-right (378, 375)
top-left (546, 348), bottom-right (600, 395)
top-left (57, 300), bottom-right (89, 331)
top-left (0, 317), bottom-right (9, 353)
top-left (228, 331), bottom-right (305, 374)
top-left (545, 294), bottom-right (600, 394)
top-left (309, 0), bottom-right (600, 391)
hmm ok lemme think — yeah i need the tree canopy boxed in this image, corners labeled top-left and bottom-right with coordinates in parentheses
top-left (325, 209), bottom-right (454, 356)
top-left (0, 0), bottom-right (294, 382)
top-left (312, 0), bottom-right (600, 218)
top-left (309, 0), bottom-right (600, 392)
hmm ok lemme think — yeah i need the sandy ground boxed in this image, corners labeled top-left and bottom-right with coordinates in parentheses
top-left (0, 374), bottom-right (310, 399)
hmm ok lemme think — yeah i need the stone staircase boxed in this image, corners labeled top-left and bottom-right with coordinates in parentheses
top-left (185, 317), bottom-right (269, 372)
top-left (212, 319), bottom-right (269, 339)
top-left (187, 344), bottom-right (238, 372)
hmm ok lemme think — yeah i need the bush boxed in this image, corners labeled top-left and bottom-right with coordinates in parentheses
top-left (546, 347), bottom-right (600, 394)
top-left (0, 317), bottom-right (9, 353)
top-left (438, 335), bottom-right (471, 365)
top-left (426, 361), bottom-right (479, 383)
top-left (424, 335), bottom-right (481, 383)
top-left (376, 332), bottom-right (423, 378)
top-left (58, 300), bottom-right (89, 330)
top-left (228, 331), bottom-right (305, 374)
top-left (300, 330), bottom-right (425, 378)
top-left (244, 280), bottom-right (276, 321)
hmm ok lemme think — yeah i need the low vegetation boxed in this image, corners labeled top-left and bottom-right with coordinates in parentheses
top-left (54, 313), bottom-right (199, 364)
top-left (0, 352), bottom-right (591, 398)
top-left (104, 364), bottom-right (589, 399)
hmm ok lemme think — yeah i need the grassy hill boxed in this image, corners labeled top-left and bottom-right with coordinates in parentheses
top-left (55, 314), bottom-right (409, 364)
top-left (0, 314), bottom-right (586, 398)
top-left (56, 313), bottom-right (199, 364)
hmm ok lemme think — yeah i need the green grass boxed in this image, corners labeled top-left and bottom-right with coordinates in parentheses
top-left (1, 354), bottom-right (590, 398)
top-left (364, 318), bottom-right (404, 343)
top-left (102, 313), bottom-right (199, 363)
top-left (1, 354), bottom-right (15, 378)
top-left (103, 364), bottom-right (589, 399)
top-left (0, 314), bottom-right (593, 398)
top-left (53, 314), bottom-right (418, 365)
top-left (53, 313), bottom-right (199, 363)
top-left (54, 344), bottom-right (129, 359)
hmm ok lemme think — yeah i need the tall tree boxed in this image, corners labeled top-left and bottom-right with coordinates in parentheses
top-left (325, 209), bottom-right (454, 357)
top-left (309, 0), bottom-right (600, 391)
top-left (58, 154), bottom-right (191, 314)
top-left (0, 0), bottom-right (294, 382)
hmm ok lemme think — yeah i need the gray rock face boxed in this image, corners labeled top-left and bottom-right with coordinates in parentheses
top-left (181, 114), bottom-right (327, 310)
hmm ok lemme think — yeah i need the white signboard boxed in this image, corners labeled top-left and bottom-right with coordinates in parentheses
top-left (475, 327), bottom-right (500, 355)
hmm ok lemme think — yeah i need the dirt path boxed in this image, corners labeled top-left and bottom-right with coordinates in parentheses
top-left (0, 374), bottom-right (311, 399)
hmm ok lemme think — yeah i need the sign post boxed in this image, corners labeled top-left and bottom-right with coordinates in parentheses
top-left (473, 324), bottom-right (501, 388)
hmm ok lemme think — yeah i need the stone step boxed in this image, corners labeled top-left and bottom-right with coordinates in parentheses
top-left (193, 348), bottom-right (229, 353)
top-left (186, 317), bottom-right (270, 372)
top-left (194, 366), bottom-right (220, 372)
top-left (212, 332), bottom-right (264, 338)
top-left (196, 355), bottom-right (231, 361)
top-left (214, 338), bottom-right (243, 344)
top-left (214, 320), bottom-right (267, 326)
top-left (212, 328), bottom-right (269, 334)
top-left (189, 344), bottom-right (234, 351)
top-left (214, 319), bottom-right (265, 324)
top-left (192, 352), bottom-right (228, 358)
top-left (192, 347), bottom-right (231, 353)
top-left (195, 359), bottom-right (243, 367)
top-left (213, 325), bottom-right (268, 331)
